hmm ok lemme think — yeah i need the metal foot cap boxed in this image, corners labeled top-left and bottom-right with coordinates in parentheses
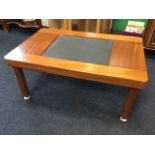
top-left (120, 116), bottom-right (127, 122)
top-left (24, 96), bottom-right (30, 100)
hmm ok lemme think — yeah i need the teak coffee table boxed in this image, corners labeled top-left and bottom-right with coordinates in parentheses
top-left (4, 28), bottom-right (148, 122)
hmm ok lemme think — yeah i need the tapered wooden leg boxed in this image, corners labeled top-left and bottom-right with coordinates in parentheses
top-left (120, 88), bottom-right (138, 122)
top-left (13, 67), bottom-right (30, 100)
top-left (1, 20), bottom-right (9, 32)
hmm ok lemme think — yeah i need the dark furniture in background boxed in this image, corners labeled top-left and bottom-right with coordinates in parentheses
top-left (143, 19), bottom-right (155, 50)
top-left (0, 19), bottom-right (42, 32)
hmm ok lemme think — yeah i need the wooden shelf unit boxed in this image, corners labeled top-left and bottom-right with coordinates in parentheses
top-left (143, 19), bottom-right (155, 50)
top-left (48, 19), bottom-right (111, 33)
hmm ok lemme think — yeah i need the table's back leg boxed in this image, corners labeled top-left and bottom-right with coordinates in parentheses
top-left (1, 20), bottom-right (9, 32)
top-left (120, 88), bottom-right (138, 122)
top-left (13, 67), bottom-right (30, 100)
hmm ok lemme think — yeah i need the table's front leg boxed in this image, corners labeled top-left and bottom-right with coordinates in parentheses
top-left (13, 67), bottom-right (30, 100)
top-left (120, 88), bottom-right (138, 122)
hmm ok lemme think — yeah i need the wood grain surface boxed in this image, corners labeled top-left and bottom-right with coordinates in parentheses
top-left (4, 28), bottom-right (148, 89)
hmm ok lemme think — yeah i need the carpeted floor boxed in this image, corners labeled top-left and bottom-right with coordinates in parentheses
top-left (0, 26), bottom-right (155, 134)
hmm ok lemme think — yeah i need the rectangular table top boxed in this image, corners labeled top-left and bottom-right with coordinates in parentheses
top-left (4, 28), bottom-right (148, 89)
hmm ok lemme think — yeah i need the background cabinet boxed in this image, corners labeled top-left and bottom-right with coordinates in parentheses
top-left (0, 19), bottom-right (42, 32)
top-left (143, 19), bottom-right (155, 50)
top-left (0, 19), bottom-right (111, 34)
top-left (48, 19), bottom-right (111, 33)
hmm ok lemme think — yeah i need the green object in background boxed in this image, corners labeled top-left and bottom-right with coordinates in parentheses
top-left (111, 19), bottom-right (148, 32)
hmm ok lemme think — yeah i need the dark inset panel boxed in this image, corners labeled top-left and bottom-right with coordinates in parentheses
top-left (43, 35), bottom-right (113, 65)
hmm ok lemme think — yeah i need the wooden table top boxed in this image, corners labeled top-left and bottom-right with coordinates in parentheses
top-left (4, 28), bottom-right (148, 89)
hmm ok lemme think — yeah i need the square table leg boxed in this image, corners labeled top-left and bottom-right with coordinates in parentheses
top-left (120, 88), bottom-right (138, 122)
top-left (13, 67), bottom-right (30, 100)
